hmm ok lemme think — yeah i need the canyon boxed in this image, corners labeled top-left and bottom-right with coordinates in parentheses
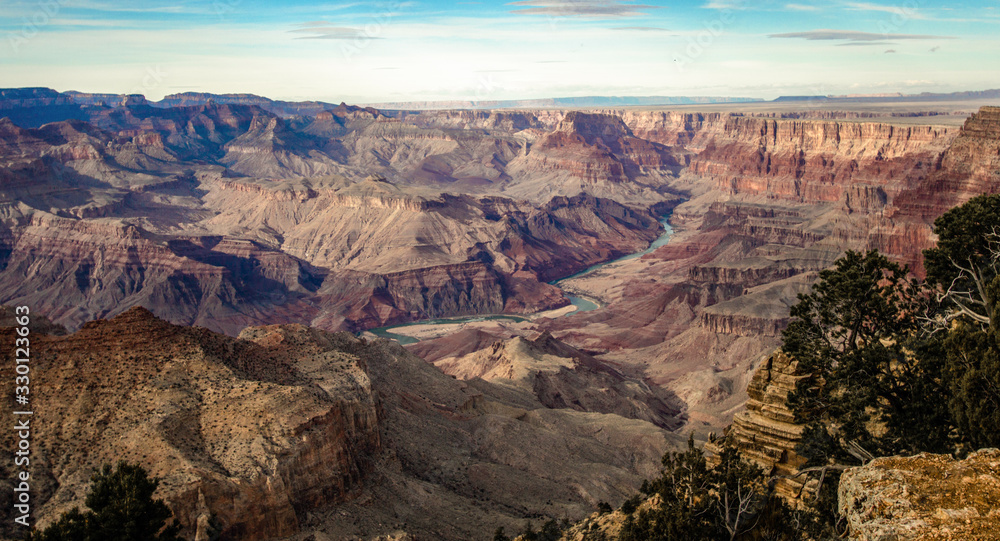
top-left (0, 307), bottom-right (681, 540)
top-left (2, 89), bottom-right (1000, 539)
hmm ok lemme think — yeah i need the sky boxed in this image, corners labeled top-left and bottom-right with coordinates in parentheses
top-left (1, 0), bottom-right (998, 103)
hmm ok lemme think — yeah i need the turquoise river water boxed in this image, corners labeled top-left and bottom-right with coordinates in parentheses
top-left (368, 214), bottom-right (674, 345)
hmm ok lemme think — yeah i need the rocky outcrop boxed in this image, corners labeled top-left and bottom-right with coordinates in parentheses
top-left (0, 308), bottom-right (383, 540)
top-left (839, 449), bottom-right (1000, 540)
top-left (700, 312), bottom-right (789, 337)
top-left (706, 351), bottom-right (814, 503)
top-left (894, 106), bottom-right (1000, 222)
top-left (433, 331), bottom-right (683, 429)
top-left (0, 307), bottom-right (685, 541)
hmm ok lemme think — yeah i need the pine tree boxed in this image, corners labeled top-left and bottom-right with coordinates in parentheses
top-left (29, 461), bottom-right (180, 541)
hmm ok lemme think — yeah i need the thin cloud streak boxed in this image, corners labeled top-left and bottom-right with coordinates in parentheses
top-left (507, 1), bottom-right (662, 18)
top-left (289, 24), bottom-right (379, 40)
top-left (845, 1), bottom-right (928, 19)
top-left (611, 26), bottom-right (671, 31)
top-left (769, 29), bottom-right (954, 41)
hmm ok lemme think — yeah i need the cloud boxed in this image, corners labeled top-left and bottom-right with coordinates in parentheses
top-left (289, 23), bottom-right (380, 40)
top-left (68, 0), bottom-right (206, 14)
top-left (611, 26), bottom-right (671, 31)
top-left (845, 2), bottom-right (927, 19)
top-left (703, 0), bottom-right (746, 8)
top-left (507, 1), bottom-right (662, 18)
top-left (836, 41), bottom-right (897, 46)
top-left (784, 3), bottom-right (820, 11)
top-left (768, 29), bottom-right (954, 42)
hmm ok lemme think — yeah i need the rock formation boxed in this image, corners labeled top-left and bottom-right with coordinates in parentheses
top-left (839, 449), bottom-right (1000, 540)
top-left (0, 112), bottom-right (669, 333)
top-left (4, 93), bottom-right (1000, 496)
top-left (0, 307), bottom-right (383, 540)
top-left (537, 106), bottom-right (999, 431)
top-left (704, 351), bottom-right (815, 503)
top-left (433, 330), bottom-right (684, 430)
top-left (0, 308), bottom-right (683, 541)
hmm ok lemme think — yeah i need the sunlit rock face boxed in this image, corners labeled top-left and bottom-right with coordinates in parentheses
top-left (839, 448), bottom-right (1000, 540)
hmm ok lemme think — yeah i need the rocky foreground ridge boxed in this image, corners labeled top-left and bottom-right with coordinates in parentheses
top-left (0, 308), bottom-right (682, 540)
top-left (839, 449), bottom-right (1000, 540)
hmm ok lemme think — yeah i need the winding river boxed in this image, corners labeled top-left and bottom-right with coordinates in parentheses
top-left (368, 214), bottom-right (674, 344)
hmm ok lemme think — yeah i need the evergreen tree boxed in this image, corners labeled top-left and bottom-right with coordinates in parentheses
top-left (618, 436), bottom-right (777, 541)
top-left (783, 250), bottom-right (951, 458)
top-left (29, 461), bottom-right (180, 541)
top-left (924, 193), bottom-right (1000, 449)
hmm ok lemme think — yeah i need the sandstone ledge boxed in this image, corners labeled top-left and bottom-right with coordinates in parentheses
top-left (839, 449), bottom-right (1000, 540)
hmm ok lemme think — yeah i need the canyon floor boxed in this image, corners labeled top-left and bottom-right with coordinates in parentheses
top-left (1, 88), bottom-right (999, 540)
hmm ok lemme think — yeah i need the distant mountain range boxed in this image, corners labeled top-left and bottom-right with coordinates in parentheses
top-left (1, 87), bottom-right (999, 125)
top-left (773, 88), bottom-right (1000, 103)
top-left (360, 95), bottom-right (765, 109)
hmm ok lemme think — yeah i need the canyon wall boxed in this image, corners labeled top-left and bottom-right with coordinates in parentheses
top-left (0, 114), bottom-right (668, 333)
top-left (0, 308), bottom-right (383, 540)
top-left (3, 96), bottom-right (1000, 436)
top-left (539, 107), bottom-right (998, 431)
top-left (0, 308), bottom-right (684, 541)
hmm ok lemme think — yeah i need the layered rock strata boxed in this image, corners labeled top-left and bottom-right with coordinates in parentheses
top-left (4, 97), bottom-right (1000, 441)
top-left (0, 115), bottom-right (667, 333)
top-left (0, 308), bottom-right (683, 541)
top-left (0, 307), bottom-right (382, 540)
top-left (705, 351), bottom-right (814, 503)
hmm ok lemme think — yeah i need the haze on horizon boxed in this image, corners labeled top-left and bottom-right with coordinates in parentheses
top-left (2, 0), bottom-right (998, 104)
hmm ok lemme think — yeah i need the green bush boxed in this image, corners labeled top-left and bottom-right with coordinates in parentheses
top-left (29, 461), bottom-right (180, 541)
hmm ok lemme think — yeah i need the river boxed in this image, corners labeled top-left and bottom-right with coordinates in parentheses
top-left (368, 214), bottom-right (674, 344)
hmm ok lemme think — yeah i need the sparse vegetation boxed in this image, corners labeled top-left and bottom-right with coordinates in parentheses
top-left (28, 461), bottom-right (180, 541)
top-left (782, 194), bottom-right (1000, 535)
top-left (617, 435), bottom-right (795, 541)
top-left (592, 195), bottom-right (1000, 541)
